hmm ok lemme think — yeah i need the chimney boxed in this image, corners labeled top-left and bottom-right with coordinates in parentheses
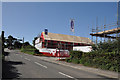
top-left (45, 29), bottom-right (48, 35)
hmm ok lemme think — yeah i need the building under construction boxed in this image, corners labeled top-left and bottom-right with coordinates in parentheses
top-left (35, 32), bottom-right (93, 57)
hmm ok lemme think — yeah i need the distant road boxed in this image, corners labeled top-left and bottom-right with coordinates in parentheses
top-left (3, 49), bottom-right (118, 79)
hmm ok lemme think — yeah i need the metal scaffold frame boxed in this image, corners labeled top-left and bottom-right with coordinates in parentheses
top-left (90, 2), bottom-right (120, 44)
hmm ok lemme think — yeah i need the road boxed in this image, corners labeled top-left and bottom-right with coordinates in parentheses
top-left (2, 49), bottom-right (118, 79)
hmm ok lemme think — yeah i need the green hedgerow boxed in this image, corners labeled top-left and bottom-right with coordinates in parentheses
top-left (72, 59), bottom-right (79, 64)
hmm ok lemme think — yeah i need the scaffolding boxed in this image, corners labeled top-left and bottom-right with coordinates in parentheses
top-left (90, 2), bottom-right (120, 44)
top-left (90, 27), bottom-right (120, 39)
top-left (90, 21), bottom-right (120, 44)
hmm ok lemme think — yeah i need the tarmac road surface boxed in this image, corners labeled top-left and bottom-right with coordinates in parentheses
top-left (2, 49), bottom-right (118, 80)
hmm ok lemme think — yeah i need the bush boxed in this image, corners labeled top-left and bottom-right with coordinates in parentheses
top-left (21, 45), bottom-right (38, 55)
top-left (72, 59), bottom-right (79, 64)
top-left (65, 58), bottom-right (72, 63)
top-left (34, 49), bottom-right (40, 54)
top-left (70, 51), bottom-right (83, 59)
top-left (79, 58), bottom-right (86, 64)
top-left (65, 40), bottom-right (120, 72)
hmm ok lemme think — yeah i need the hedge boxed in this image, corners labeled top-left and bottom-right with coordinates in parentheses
top-left (66, 50), bottom-right (119, 72)
top-left (21, 45), bottom-right (40, 55)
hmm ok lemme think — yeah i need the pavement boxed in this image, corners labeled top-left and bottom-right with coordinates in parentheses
top-left (2, 49), bottom-right (119, 79)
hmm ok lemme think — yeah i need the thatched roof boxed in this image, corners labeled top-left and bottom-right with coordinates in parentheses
top-left (42, 32), bottom-right (93, 44)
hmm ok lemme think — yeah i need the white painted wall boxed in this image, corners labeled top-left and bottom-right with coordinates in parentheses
top-left (73, 46), bottom-right (92, 52)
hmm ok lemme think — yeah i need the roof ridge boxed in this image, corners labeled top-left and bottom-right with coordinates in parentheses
top-left (42, 32), bottom-right (93, 44)
top-left (45, 32), bottom-right (89, 39)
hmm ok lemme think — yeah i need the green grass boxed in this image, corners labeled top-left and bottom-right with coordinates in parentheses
top-left (20, 45), bottom-right (43, 56)
top-left (21, 50), bottom-right (35, 55)
top-left (20, 45), bottom-right (36, 55)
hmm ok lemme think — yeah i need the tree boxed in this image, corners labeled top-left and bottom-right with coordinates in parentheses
top-left (24, 42), bottom-right (30, 46)
top-left (6, 35), bottom-right (22, 49)
top-left (33, 37), bottom-right (38, 46)
top-left (7, 35), bottom-right (14, 48)
top-left (14, 41), bottom-right (22, 49)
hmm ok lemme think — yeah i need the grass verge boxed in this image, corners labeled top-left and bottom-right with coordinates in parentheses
top-left (21, 45), bottom-right (40, 55)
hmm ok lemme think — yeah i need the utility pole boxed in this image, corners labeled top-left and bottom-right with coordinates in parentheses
top-left (96, 17), bottom-right (98, 44)
top-left (104, 17), bottom-right (106, 42)
top-left (101, 23), bottom-right (103, 42)
top-left (22, 37), bottom-right (24, 48)
top-left (117, 1), bottom-right (119, 56)
top-left (2, 31), bottom-right (4, 56)
top-left (91, 21), bottom-right (94, 43)
top-left (91, 29), bottom-right (93, 42)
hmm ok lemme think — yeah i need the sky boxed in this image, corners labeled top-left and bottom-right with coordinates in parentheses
top-left (2, 2), bottom-right (118, 44)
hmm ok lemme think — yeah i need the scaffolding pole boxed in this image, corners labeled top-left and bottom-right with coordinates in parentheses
top-left (96, 16), bottom-right (98, 44)
top-left (104, 17), bottom-right (106, 42)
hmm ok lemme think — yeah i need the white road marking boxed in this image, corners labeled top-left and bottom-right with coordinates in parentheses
top-left (59, 72), bottom-right (74, 78)
top-left (34, 62), bottom-right (47, 68)
top-left (25, 58), bottom-right (30, 61)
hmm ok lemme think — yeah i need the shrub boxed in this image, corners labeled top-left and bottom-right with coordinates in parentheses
top-left (72, 59), bottom-right (79, 64)
top-left (79, 58), bottom-right (86, 64)
top-left (21, 45), bottom-right (38, 55)
top-left (68, 59), bottom-right (72, 63)
top-left (34, 49), bottom-right (41, 54)
top-left (65, 40), bottom-right (119, 72)
top-left (84, 62), bottom-right (90, 66)
top-left (65, 58), bottom-right (70, 62)
top-left (70, 50), bottom-right (83, 59)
